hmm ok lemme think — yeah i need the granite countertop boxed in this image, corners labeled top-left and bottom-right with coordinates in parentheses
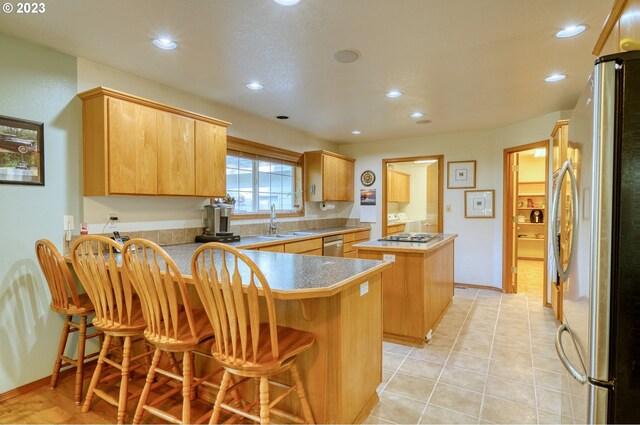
top-left (162, 244), bottom-right (388, 300)
top-left (229, 226), bottom-right (370, 249)
top-left (354, 233), bottom-right (457, 253)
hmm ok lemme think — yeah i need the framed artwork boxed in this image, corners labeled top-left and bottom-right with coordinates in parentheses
top-left (0, 115), bottom-right (44, 186)
top-left (447, 160), bottom-right (476, 189)
top-left (465, 189), bottom-right (495, 218)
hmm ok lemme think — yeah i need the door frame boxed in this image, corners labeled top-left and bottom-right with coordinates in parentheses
top-left (502, 141), bottom-right (549, 303)
top-left (382, 155), bottom-right (444, 236)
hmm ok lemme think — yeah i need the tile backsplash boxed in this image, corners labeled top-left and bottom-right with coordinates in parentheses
top-left (68, 217), bottom-right (367, 252)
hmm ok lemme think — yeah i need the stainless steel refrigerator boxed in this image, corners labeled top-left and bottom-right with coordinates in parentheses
top-left (553, 51), bottom-right (640, 424)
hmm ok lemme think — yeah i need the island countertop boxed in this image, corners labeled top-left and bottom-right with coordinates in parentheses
top-left (354, 233), bottom-right (457, 253)
top-left (161, 243), bottom-right (389, 300)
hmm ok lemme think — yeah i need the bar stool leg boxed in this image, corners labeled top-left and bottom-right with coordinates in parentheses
top-left (259, 376), bottom-right (270, 424)
top-left (83, 334), bottom-right (112, 413)
top-left (74, 315), bottom-right (88, 405)
top-left (133, 347), bottom-right (162, 425)
top-left (51, 315), bottom-right (71, 389)
top-left (210, 370), bottom-right (231, 425)
top-left (116, 336), bottom-right (132, 425)
top-left (181, 351), bottom-right (192, 424)
top-left (291, 362), bottom-right (315, 424)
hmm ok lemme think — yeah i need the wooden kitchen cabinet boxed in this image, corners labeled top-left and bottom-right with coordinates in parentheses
top-left (106, 98), bottom-right (158, 194)
top-left (593, 0), bottom-right (640, 56)
top-left (78, 87), bottom-right (230, 197)
top-left (157, 111), bottom-right (195, 195)
top-left (304, 150), bottom-right (355, 202)
top-left (387, 169), bottom-right (410, 203)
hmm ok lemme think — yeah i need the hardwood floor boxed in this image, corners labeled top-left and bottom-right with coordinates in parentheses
top-left (0, 365), bottom-right (216, 424)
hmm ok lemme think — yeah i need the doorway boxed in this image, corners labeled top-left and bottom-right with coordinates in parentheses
top-left (503, 142), bottom-right (549, 304)
top-left (382, 155), bottom-right (444, 236)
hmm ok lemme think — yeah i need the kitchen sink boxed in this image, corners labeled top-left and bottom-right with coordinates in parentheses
top-left (257, 234), bottom-right (298, 239)
top-left (291, 231), bottom-right (315, 236)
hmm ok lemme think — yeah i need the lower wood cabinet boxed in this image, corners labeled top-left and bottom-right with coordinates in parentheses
top-left (253, 229), bottom-right (371, 258)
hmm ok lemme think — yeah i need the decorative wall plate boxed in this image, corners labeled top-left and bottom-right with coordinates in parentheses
top-left (360, 170), bottom-right (376, 186)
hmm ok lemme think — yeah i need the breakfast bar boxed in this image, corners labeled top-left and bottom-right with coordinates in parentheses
top-left (355, 234), bottom-right (457, 347)
top-left (67, 243), bottom-right (390, 424)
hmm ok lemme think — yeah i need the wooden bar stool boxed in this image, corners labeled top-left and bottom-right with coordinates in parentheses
top-left (35, 239), bottom-right (102, 405)
top-left (191, 243), bottom-right (316, 425)
top-left (121, 239), bottom-right (220, 425)
top-left (71, 235), bottom-right (153, 425)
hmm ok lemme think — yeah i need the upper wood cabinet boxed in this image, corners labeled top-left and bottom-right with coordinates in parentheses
top-left (593, 0), bottom-right (640, 56)
top-left (387, 169), bottom-right (410, 203)
top-left (78, 87), bottom-right (230, 197)
top-left (304, 150), bottom-right (355, 202)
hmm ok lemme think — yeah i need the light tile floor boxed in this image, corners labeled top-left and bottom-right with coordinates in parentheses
top-left (366, 260), bottom-right (585, 424)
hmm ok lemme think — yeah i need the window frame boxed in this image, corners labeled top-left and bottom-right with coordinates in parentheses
top-left (226, 136), bottom-right (304, 219)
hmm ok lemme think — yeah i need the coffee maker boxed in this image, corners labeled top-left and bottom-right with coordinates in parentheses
top-left (195, 204), bottom-right (240, 243)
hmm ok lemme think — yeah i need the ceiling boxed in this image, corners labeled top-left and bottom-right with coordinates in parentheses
top-left (0, 0), bottom-right (613, 144)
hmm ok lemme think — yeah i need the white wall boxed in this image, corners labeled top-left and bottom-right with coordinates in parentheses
top-left (340, 111), bottom-right (568, 288)
top-left (0, 33), bottom-right (85, 394)
top-left (76, 58), bottom-right (349, 230)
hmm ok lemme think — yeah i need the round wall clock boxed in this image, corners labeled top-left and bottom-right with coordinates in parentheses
top-left (360, 170), bottom-right (376, 186)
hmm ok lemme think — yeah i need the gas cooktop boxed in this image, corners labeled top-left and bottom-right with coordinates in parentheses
top-left (379, 233), bottom-right (439, 243)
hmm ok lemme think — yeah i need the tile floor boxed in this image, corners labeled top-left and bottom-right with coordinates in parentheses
top-left (366, 260), bottom-right (586, 424)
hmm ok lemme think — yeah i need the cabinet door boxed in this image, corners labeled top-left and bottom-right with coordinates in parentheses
top-left (107, 98), bottom-right (157, 194)
top-left (322, 155), bottom-right (354, 201)
top-left (157, 111), bottom-right (195, 195)
top-left (195, 121), bottom-right (227, 197)
top-left (398, 173), bottom-right (410, 202)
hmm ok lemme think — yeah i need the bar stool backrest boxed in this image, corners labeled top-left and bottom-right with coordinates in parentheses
top-left (122, 238), bottom-right (197, 342)
top-left (191, 243), bottom-right (279, 366)
top-left (35, 239), bottom-right (84, 313)
top-left (71, 235), bottom-right (135, 328)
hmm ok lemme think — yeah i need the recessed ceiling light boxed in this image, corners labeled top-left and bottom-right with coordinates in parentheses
top-left (333, 49), bottom-right (360, 63)
top-left (555, 25), bottom-right (587, 38)
top-left (416, 119), bottom-right (432, 125)
top-left (152, 37), bottom-right (177, 50)
top-left (545, 74), bottom-right (566, 83)
top-left (246, 82), bottom-right (264, 90)
top-left (386, 90), bottom-right (403, 98)
top-left (273, 0), bottom-right (300, 5)
top-left (352, 130), bottom-right (362, 135)
top-left (410, 112), bottom-right (425, 118)
top-left (276, 115), bottom-right (289, 120)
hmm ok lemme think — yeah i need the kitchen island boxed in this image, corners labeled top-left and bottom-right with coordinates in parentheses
top-left (355, 234), bottom-right (457, 347)
top-left (67, 243), bottom-right (389, 424)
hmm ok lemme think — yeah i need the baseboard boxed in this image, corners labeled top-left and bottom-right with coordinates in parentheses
top-left (454, 282), bottom-right (504, 293)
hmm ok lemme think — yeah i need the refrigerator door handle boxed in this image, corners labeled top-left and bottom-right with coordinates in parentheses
top-left (551, 159), bottom-right (579, 282)
top-left (555, 323), bottom-right (588, 384)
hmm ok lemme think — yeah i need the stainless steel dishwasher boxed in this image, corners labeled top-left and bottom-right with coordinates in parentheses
top-left (323, 234), bottom-right (344, 257)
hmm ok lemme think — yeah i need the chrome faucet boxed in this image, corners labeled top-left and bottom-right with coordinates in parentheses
top-left (268, 203), bottom-right (278, 235)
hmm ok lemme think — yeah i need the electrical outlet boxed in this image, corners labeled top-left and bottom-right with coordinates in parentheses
top-left (445, 204), bottom-right (452, 213)
top-left (63, 215), bottom-right (74, 231)
top-left (383, 254), bottom-right (395, 262)
top-left (360, 281), bottom-right (369, 296)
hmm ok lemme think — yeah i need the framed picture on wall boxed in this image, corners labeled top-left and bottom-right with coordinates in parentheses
top-left (447, 160), bottom-right (476, 189)
top-left (0, 115), bottom-right (44, 186)
top-left (465, 189), bottom-right (495, 218)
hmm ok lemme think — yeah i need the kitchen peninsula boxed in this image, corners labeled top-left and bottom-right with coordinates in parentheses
top-left (355, 234), bottom-right (457, 347)
top-left (66, 237), bottom-right (389, 424)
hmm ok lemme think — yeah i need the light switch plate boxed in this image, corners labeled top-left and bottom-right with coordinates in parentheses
top-left (360, 281), bottom-right (369, 296)
top-left (383, 254), bottom-right (395, 262)
top-left (445, 204), bottom-right (452, 213)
